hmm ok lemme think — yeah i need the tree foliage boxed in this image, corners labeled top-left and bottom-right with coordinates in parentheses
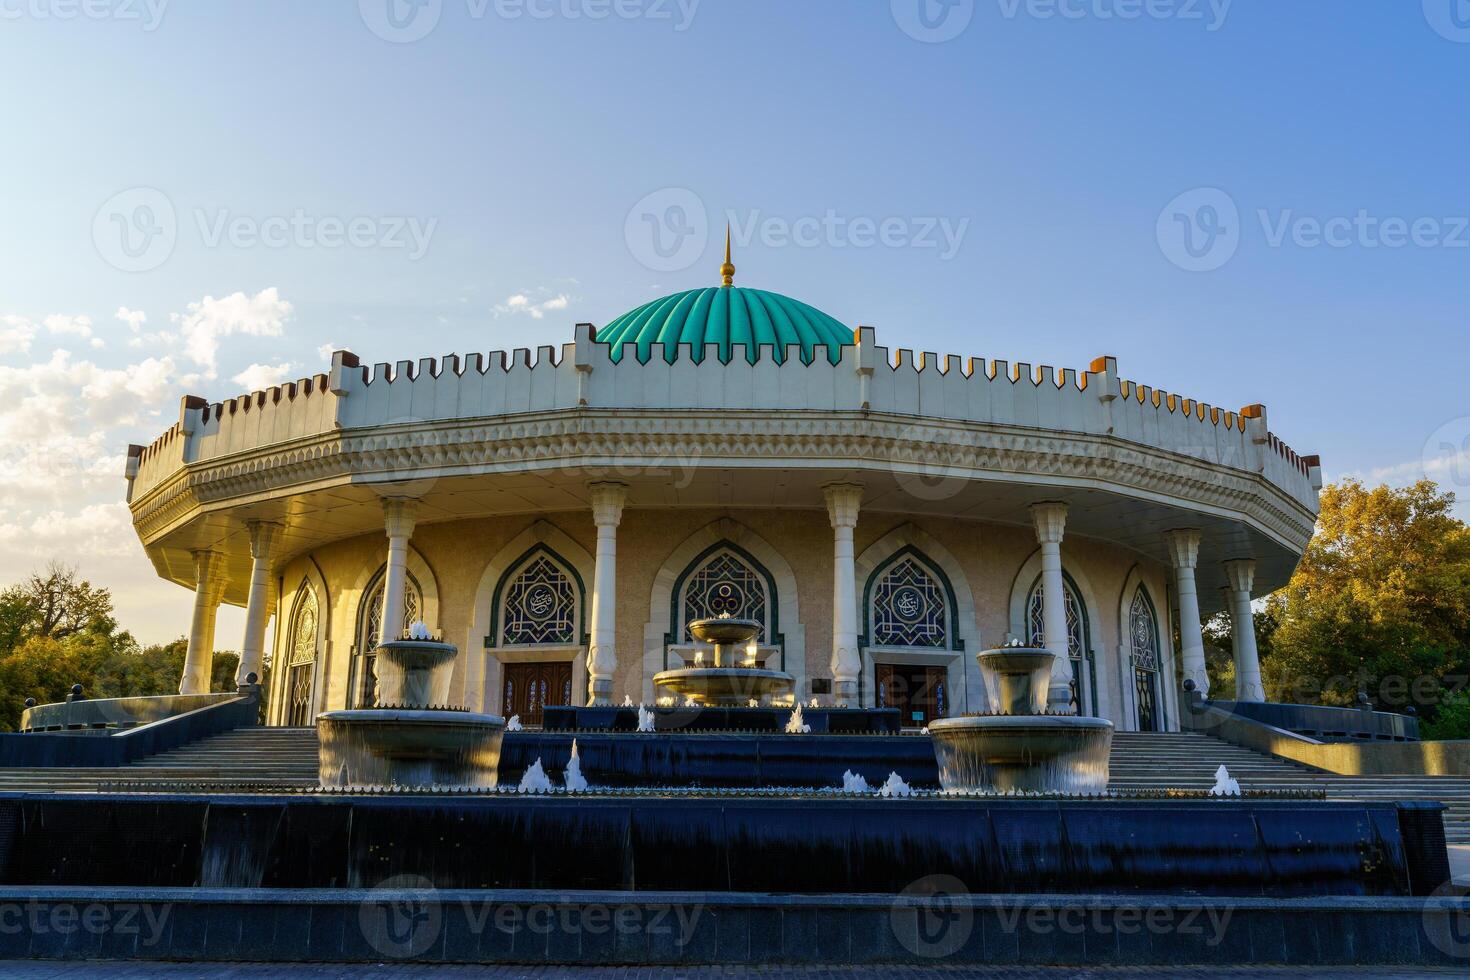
top-left (0, 562), bottom-right (239, 732)
top-left (1256, 479), bottom-right (1470, 714)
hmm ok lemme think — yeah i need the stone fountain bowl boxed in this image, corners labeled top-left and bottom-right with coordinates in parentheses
top-left (977, 646), bottom-right (1057, 715)
top-left (687, 616), bottom-right (762, 647)
top-left (374, 639), bottom-right (457, 710)
top-left (929, 714), bottom-right (1114, 794)
top-left (317, 708), bottom-right (506, 790)
top-left (653, 666), bottom-right (796, 707)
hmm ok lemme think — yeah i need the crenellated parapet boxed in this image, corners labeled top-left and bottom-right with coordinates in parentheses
top-left (125, 323), bottom-right (1320, 518)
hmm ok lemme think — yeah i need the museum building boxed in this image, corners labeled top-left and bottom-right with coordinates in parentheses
top-left (124, 258), bottom-right (1322, 732)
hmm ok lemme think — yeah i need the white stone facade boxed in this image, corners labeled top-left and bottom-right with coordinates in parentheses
top-left (124, 324), bottom-right (1321, 730)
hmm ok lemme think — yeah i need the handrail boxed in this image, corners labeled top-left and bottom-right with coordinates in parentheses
top-left (0, 684), bottom-right (263, 769)
top-left (1182, 694), bottom-right (1470, 777)
top-left (20, 691), bottom-right (240, 733)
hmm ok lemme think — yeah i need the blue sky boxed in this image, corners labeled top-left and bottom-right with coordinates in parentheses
top-left (2, 1), bottom-right (1467, 641)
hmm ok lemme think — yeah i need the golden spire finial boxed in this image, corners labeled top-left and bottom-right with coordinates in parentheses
top-left (720, 224), bottom-right (735, 287)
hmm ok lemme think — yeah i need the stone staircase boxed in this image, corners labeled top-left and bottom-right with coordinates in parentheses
top-left (0, 728), bottom-right (1467, 843)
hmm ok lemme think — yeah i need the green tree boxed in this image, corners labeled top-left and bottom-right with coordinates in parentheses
top-left (1261, 479), bottom-right (1470, 716)
top-left (0, 562), bottom-right (114, 651)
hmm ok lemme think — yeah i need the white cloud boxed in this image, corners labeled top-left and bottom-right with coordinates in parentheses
top-left (116, 307), bottom-right (148, 332)
top-left (231, 361), bottom-right (296, 392)
top-left (315, 343), bottom-right (338, 364)
top-left (172, 287), bottom-right (292, 377)
top-left (494, 292), bottom-right (573, 320)
top-left (44, 314), bottom-right (94, 338)
top-left (0, 502), bottom-right (136, 560)
top-left (0, 315), bottom-right (36, 355)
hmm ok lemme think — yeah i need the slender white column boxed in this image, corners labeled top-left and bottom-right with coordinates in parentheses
top-left (586, 482), bottom-right (627, 706)
top-left (380, 498), bottom-right (419, 643)
top-left (1224, 559), bottom-right (1266, 702)
top-left (180, 550), bottom-right (226, 695)
top-left (236, 521), bottom-right (281, 686)
top-left (824, 484), bottom-right (864, 705)
top-left (1166, 529), bottom-right (1210, 697)
top-left (1031, 503), bottom-right (1075, 712)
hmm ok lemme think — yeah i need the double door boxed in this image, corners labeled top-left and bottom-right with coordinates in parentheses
top-left (503, 662), bottom-right (573, 726)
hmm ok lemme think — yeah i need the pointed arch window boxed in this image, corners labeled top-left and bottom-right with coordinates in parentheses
top-left (285, 584), bottom-right (319, 727)
top-left (1026, 573), bottom-right (1095, 714)
top-left (1129, 585), bottom-right (1164, 732)
top-left (499, 553), bottom-right (578, 646)
top-left (1026, 578), bottom-right (1088, 657)
top-left (350, 570), bottom-right (423, 709)
top-left (679, 548), bottom-right (771, 643)
top-left (871, 557), bottom-right (949, 648)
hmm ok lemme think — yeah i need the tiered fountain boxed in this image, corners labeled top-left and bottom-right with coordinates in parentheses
top-left (317, 624), bottom-right (506, 789)
top-left (928, 643), bottom-right (1113, 793)
top-left (652, 614), bottom-right (796, 707)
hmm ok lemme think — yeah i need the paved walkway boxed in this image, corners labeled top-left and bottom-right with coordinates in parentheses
top-left (0, 965), bottom-right (1463, 979)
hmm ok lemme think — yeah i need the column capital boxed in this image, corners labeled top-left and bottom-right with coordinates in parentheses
top-left (1164, 528), bottom-right (1202, 570)
top-left (588, 482), bottom-right (628, 527)
top-left (191, 550), bottom-right (226, 601)
top-left (246, 520), bottom-right (283, 559)
top-left (381, 497), bottom-right (419, 539)
top-left (1223, 558), bottom-right (1257, 594)
top-left (1030, 502), bottom-right (1068, 545)
top-left (823, 483), bottom-right (864, 528)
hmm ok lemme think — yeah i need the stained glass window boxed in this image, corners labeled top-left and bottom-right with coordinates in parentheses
top-left (680, 550), bottom-right (768, 642)
top-left (363, 577), bottom-right (421, 650)
top-left (289, 586), bottom-right (319, 666)
top-left (1026, 578), bottom-right (1087, 656)
top-left (500, 555), bottom-right (577, 646)
top-left (1129, 587), bottom-right (1160, 672)
top-left (871, 557), bottom-right (948, 647)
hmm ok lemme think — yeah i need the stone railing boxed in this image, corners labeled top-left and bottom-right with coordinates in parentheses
top-left (126, 326), bottom-right (1321, 517)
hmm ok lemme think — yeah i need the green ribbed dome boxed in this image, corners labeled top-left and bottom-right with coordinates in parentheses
top-left (598, 286), bottom-right (853, 365)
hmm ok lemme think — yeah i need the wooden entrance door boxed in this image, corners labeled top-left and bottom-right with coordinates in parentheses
top-left (875, 663), bottom-right (949, 727)
top-left (502, 661), bottom-right (574, 726)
